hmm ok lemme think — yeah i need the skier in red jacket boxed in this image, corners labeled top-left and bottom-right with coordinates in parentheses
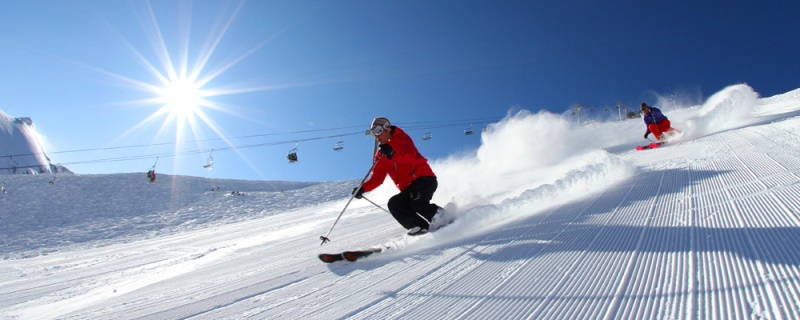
top-left (353, 117), bottom-right (442, 235)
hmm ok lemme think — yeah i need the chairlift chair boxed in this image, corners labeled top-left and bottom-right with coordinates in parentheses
top-left (333, 138), bottom-right (344, 151)
top-left (203, 150), bottom-right (214, 169)
top-left (422, 129), bottom-right (432, 141)
top-left (287, 149), bottom-right (298, 163)
top-left (147, 157), bottom-right (158, 183)
top-left (333, 143), bottom-right (344, 151)
top-left (287, 143), bottom-right (299, 163)
top-left (464, 124), bottom-right (474, 135)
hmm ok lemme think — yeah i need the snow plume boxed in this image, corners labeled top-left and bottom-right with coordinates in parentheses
top-left (679, 84), bottom-right (760, 139)
top-left (396, 149), bottom-right (635, 251)
top-left (432, 110), bottom-right (634, 218)
top-left (478, 110), bottom-right (583, 168)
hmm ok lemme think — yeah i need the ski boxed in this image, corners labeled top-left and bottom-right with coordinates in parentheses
top-left (318, 221), bottom-right (457, 264)
top-left (636, 142), bottom-right (665, 151)
top-left (319, 247), bottom-right (385, 263)
top-left (318, 253), bottom-right (345, 263)
top-left (318, 207), bottom-right (458, 264)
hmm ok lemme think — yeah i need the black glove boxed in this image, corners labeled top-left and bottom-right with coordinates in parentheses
top-left (378, 144), bottom-right (394, 160)
top-left (644, 132), bottom-right (650, 139)
top-left (352, 186), bottom-right (364, 199)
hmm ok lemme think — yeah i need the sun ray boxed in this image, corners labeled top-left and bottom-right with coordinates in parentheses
top-left (141, 0), bottom-right (178, 84)
top-left (37, 47), bottom-right (167, 95)
top-left (194, 1), bottom-right (309, 88)
top-left (190, 1), bottom-right (246, 83)
top-left (192, 110), bottom-right (271, 178)
top-left (177, 0), bottom-right (192, 82)
top-left (84, 4), bottom-right (172, 88)
top-left (194, 18), bottom-right (301, 89)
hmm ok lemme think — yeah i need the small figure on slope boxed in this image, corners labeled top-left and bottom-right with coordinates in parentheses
top-left (641, 102), bottom-right (679, 142)
top-left (352, 117), bottom-right (443, 236)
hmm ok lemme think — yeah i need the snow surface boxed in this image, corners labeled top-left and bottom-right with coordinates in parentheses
top-left (3, 84), bottom-right (800, 319)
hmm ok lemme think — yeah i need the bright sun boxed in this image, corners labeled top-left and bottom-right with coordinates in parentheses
top-left (161, 79), bottom-right (204, 118)
top-left (103, 1), bottom-right (277, 168)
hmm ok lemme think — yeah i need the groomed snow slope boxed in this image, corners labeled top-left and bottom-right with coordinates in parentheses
top-left (2, 84), bottom-right (800, 319)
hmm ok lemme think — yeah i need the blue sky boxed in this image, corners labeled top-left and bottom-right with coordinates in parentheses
top-left (1, 0), bottom-right (798, 182)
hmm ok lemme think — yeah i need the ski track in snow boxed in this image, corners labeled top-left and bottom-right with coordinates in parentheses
top-left (2, 86), bottom-right (800, 319)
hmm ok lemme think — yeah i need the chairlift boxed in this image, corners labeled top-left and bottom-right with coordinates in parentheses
top-left (203, 150), bottom-right (214, 169)
top-left (422, 129), bottom-right (432, 141)
top-left (464, 124), bottom-right (474, 135)
top-left (287, 143), bottom-right (299, 163)
top-left (147, 157), bottom-right (158, 183)
top-left (333, 137), bottom-right (344, 151)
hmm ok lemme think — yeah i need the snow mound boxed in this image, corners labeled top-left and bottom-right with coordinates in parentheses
top-left (0, 109), bottom-right (67, 175)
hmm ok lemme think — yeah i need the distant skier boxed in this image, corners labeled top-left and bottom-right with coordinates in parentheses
top-left (641, 103), bottom-right (679, 141)
top-left (352, 117), bottom-right (443, 235)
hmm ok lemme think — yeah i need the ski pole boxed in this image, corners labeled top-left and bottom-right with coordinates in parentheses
top-left (319, 154), bottom-right (383, 245)
top-left (361, 195), bottom-right (391, 214)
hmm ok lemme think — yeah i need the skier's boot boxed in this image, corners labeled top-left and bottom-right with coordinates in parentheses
top-left (407, 226), bottom-right (429, 236)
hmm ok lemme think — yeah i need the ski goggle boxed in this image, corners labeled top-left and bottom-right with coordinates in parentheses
top-left (370, 125), bottom-right (385, 136)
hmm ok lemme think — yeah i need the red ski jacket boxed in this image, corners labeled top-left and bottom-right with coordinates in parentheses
top-left (362, 127), bottom-right (436, 192)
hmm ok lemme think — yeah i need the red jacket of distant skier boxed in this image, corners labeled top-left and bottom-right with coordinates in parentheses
top-left (362, 127), bottom-right (436, 193)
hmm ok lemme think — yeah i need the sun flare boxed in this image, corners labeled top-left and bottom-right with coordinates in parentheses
top-left (160, 78), bottom-right (204, 118)
top-left (98, 1), bottom-right (286, 177)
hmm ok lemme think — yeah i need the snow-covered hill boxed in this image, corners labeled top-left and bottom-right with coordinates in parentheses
top-left (0, 110), bottom-right (66, 175)
top-left (2, 84), bottom-right (800, 319)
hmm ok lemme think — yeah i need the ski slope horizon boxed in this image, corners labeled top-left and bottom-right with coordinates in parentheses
top-left (3, 84), bottom-right (800, 318)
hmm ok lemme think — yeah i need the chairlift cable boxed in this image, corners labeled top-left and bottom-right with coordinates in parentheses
top-left (0, 116), bottom-right (502, 169)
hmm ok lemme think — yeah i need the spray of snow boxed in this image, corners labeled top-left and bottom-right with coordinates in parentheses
top-left (385, 149), bottom-right (634, 252)
top-left (666, 84), bottom-right (760, 140)
top-left (406, 110), bottom-right (637, 252)
top-left (433, 111), bottom-right (600, 207)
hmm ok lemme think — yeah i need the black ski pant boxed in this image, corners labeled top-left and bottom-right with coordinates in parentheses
top-left (387, 176), bottom-right (440, 229)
